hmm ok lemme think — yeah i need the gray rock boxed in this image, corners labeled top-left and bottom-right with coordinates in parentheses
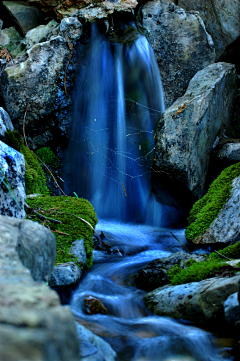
top-left (25, 20), bottom-right (58, 49)
top-left (144, 274), bottom-right (240, 326)
top-left (193, 176), bottom-right (240, 245)
top-left (224, 292), bottom-right (240, 325)
top-left (0, 107), bottom-right (14, 138)
top-left (154, 62), bottom-right (237, 199)
top-left (0, 29), bottom-right (10, 47)
top-left (49, 262), bottom-right (82, 287)
top-left (135, 252), bottom-right (206, 291)
top-left (0, 214), bottom-right (79, 361)
top-left (179, 0), bottom-right (240, 58)
top-left (70, 239), bottom-right (86, 264)
top-left (0, 140), bottom-right (26, 218)
top-left (59, 17), bottom-right (82, 41)
top-left (75, 323), bottom-right (117, 361)
top-left (141, 0), bottom-right (215, 107)
top-left (2, 27), bottom-right (23, 57)
top-left (216, 142), bottom-right (240, 162)
top-left (0, 18), bottom-right (3, 30)
top-left (2, 1), bottom-right (41, 35)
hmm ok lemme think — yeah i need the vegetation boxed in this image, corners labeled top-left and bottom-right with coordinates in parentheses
top-left (185, 162), bottom-right (240, 241)
top-left (35, 147), bottom-right (60, 169)
top-left (26, 195), bottom-right (98, 268)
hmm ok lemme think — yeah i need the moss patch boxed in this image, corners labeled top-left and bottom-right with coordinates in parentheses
top-left (185, 163), bottom-right (240, 242)
top-left (4, 130), bottom-right (49, 195)
top-left (26, 195), bottom-right (98, 268)
top-left (35, 147), bottom-right (60, 169)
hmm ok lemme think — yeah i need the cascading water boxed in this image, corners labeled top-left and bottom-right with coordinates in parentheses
top-left (63, 22), bottom-right (232, 361)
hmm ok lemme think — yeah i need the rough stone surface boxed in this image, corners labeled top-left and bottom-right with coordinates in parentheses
top-left (0, 140), bottom-right (25, 218)
top-left (144, 274), bottom-right (240, 326)
top-left (29, 0), bottom-right (138, 21)
top-left (216, 142), bottom-right (240, 162)
top-left (75, 323), bottom-right (117, 361)
top-left (1, 27), bottom-right (23, 58)
top-left (0, 107), bottom-right (14, 138)
top-left (224, 292), bottom-right (240, 325)
top-left (193, 176), bottom-right (240, 245)
top-left (25, 20), bottom-right (58, 50)
top-left (0, 214), bottom-right (80, 361)
top-left (154, 62), bottom-right (237, 199)
top-left (141, 0), bottom-right (215, 107)
top-left (59, 17), bottom-right (82, 41)
top-left (70, 239), bottom-right (87, 264)
top-left (2, 1), bottom-right (41, 35)
top-left (0, 214), bottom-right (56, 281)
top-left (179, 0), bottom-right (240, 59)
top-left (135, 252), bottom-right (205, 291)
top-left (49, 262), bottom-right (82, 287)
top-left (0, 28), bottom-right (10, 47)
top-left (84, 296), bottom-right (108, 315)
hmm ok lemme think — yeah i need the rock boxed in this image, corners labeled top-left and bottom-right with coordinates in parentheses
top-left (0, 214), bottom-right (56, 281)
top-left (59, 17), bottom-right (82, 41)
top-left (29, 0), bottom-right (138, 21)
top-left (192, 176), bottom-right (240, 245)
top-left (0, 140), bottom-right (25, 218)
top-left (144, 274), bottom-right (240, 326)
top-left (2, 1), bottom-right (41, 35)
top-left (135, 252), bottom-right (205, 291)
top-left (75, 322), bottom-right (117, 361)
top-left (154, 62), bottom-right (237, 199)
top-left (224, 292), bottom-right (240, 325)
top-left (49, 262), bottom-right (82, 287)
top-left (0, 214), bottom-right (79, 361)
top-left (141, 0), bottom-right (215, 107)
top-left (25, 20), bottom-right (58, 50)
top-left (1, 27), bottom-right (23, 57)
top-left (216, 142), bottom-right (240, 162)
top-left (0, 107), bottom-right (14, 138)
top-left (84, 296), bottom-right (108, 315)
top-left (178, 0), bottom-right (240, 58)
top-left (70, 239), bottom-right (86, 264)
top-left (0, 28), bottom-right (10, 47)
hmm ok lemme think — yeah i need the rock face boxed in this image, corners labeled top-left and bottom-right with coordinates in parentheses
top-left (70, 239), bottom-right (87, 264)
top-left (224, 292), bottom-right (240, 325)
top-left (192, 176), bottom-right (240, 245)
top-left (216, 142), bottom-right (240, 162)
top-left (0, 107), bottom-right (14, 138)
top-left (144, 274), bottom-right (240, 326)
top-left (179, 0), bottom-right (240, 58)
top-left (141, 0), bottom-right (215, 107)
top-left (29, 0), bottom-right (138, 21)
top-left (154, 62), bottom-right (237, 199)
top-left (135, 252), bottom-right (205, 291)
top-left (49, 262), bottom-right (82, 287)
top-left (25, 20), bottom-right (58, 50)
top-left (0, 214), bottom-right (79, 361)
top-left (0, 140), bottom-right (26, 218)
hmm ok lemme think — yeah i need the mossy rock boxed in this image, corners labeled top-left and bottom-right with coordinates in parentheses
top-left (185, 162), bottom-right (240, 242)
top-left (26, 195), bottom-right (98, 268)
top-left (35, 147), bottom-right (60, 169)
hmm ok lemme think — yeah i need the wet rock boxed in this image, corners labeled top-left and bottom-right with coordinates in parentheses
top-left (25, 20), bottom-right (58, 50)
top-left (216, 142), bottom-right (240, 162)
top-left (179, 0), bottom-right (240, 58)
top-left (144, 274), bottom-right (240, 327)
top-left (0, 214), bottom-right (79, 360)
top-left (75, 323), bottom-right (117, 361)
top-left (2, 1), bottom-right (41, 35)
top-left (0, 107), bottom-right (14, 138)
top-left (192, 176), bottom-right (240, 246)
top-left (0, 140), bottom-right (25, 218)
top-left (0, 28), bottom-right (9, 47)
top-left (135, 252), bottom-right (205, 291)
top-left (1, 27), bottom-right (23, 58)
top-left (70, 238), bottom-right (87, 264)
top-left (224, 292), bottom-right (240, 325)
top-left (141, 0), bottom-right (215, 107)
top-left (154, 62), bottom-right (237, 199)
top-left (59, 17), bottom-right (82, 41)
top-left (49, 262), bottom-right (82, 287)
top-left (84, 296), bottom-right (108, 315)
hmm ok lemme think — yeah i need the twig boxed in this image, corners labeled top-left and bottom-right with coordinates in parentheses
top-left (200, 267), bottom-right (235, 294)
top-left (52, 230), bottom-right (69, 236)
top-left (36, 212), bottom-right (61, 224)
top-left (23, 99), bottom-right (29, 147)
top-left (170, 231), bottom-right (192, 254)
top-left (214, 250), bottom-right (232, 261)
top-left (122, 182), bottom-right (127, 198)
top-left (51, 210), bottom-right (98, 235)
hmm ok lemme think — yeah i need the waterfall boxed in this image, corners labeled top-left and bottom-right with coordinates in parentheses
top-left (63, 22), bottom-right (165, 225)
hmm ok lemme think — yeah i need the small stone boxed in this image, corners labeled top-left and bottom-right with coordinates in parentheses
top-left (84, 296), bottom-right (108, 315)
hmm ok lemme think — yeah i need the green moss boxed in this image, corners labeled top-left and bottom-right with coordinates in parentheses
top-left (25, 195), bottom-right (98, 268)
top-left (185, 163), bottom-right (240, 241)
top-left (35, 147), bottom-right (60, 169)
top-left (4, 130), bottom-right (49, 195)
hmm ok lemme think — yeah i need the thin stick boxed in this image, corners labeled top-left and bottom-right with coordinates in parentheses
top-left (23, 99), bottom-right (29, 148)
top-left (52, 230), bottom-right (69, 236)
top-left (214, 250), bottom-right (232, 261)
top-left (51, 210), bottom-right (98, 235)
top-left (200, 269), bottom-right (229, 294)
top-left (170, 231), bottom-right (192, 254)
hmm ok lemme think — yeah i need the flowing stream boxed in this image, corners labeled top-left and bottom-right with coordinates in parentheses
top-left (63, 23), bottom-right (232, 361)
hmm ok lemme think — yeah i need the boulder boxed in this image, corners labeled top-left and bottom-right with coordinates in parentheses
top-left (144, 274), bottom-right (240, 326)
top-left (0, 107), bottom-right (14, 138)
top-left (49, 262), bottom-right (82, 287)
top-left (178, 0), bottom-right (240, 58)
top-left (154, 62), bottom-right (237, 199)
top-left (192, 176), bottom-right (240, 245)
top-left (141, 0), bottom-right (215, 107)
top-left (0, 214), bottom-right (79, 361)
top-left (216, 142), bottom-right (240, 162)
top-left (224, 292), bottom-right (240, 325)
top-left (25, 20), bottom-right (58, 50)
top-left (2, 1), bottom-right (41, 35)
top-left (0, 140), bottom-right (25, 218)
top-left (70, 239), bottom-right (87, 264)
top-left (135, 252), bottom-right (205, 291)
top-left (75, 323), bottom-right (117, 361)
top-left (84, 296), bottom-right (108, 315)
